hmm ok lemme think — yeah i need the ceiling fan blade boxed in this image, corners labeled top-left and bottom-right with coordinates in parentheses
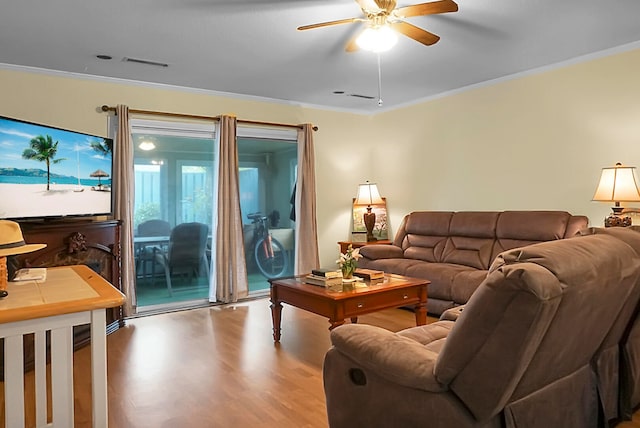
top-left (345, 32), bottom-right (361, 52)
top-left (297, 17), bottom-right (360, 31)
top-left (390, 21), bottom-right (440, 46)
top-left (395, 0), bottom-right (458, 18)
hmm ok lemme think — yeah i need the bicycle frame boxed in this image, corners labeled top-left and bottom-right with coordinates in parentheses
top-left (262, 234), bottom-right (275, 259)
top-left (247, 212), bottom-right (288, 278)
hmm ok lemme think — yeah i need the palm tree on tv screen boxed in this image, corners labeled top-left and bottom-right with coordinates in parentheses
top-left (90, 139), bottom-right (112, 156)
top-left (22, 134), bottom-right (66, 191)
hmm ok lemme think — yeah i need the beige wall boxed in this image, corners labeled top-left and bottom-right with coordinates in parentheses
top-left (2, 47), bottom-right (639, 267)
top-left (374, 47), bottom-right (640, 235)
top-left (0, 68), bottom-right (372, 266)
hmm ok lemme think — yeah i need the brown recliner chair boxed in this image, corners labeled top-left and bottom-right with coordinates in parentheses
top-left (575, 227), bottom-right (640, 426)
top-left (323, 234), bottom-right (640, 428)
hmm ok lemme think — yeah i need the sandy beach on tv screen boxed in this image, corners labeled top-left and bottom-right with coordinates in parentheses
top-left (0, 183), bottom-right (111, 218)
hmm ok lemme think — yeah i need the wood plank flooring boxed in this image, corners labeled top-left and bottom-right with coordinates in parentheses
top-left (5, 298), bottom-right (640, 427)
top-left (99, 299), bottom-right (423, 428)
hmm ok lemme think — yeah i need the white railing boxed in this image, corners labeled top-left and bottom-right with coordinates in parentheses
top-left (2, 310), bottom-right (107, 428)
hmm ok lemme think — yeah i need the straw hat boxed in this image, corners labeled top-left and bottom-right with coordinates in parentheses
top-left (0, 220), bottom-right (46, 257)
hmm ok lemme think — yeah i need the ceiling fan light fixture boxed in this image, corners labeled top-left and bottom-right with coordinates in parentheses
top-left (356, 25), bottom-right (398, 52)
top-left (138, 141), bottom-right (156, 151)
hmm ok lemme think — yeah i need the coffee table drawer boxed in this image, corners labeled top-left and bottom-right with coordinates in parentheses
top-left (343, 287), bottom-right (420, 315)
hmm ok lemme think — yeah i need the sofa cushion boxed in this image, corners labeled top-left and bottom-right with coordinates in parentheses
top-left (442, 236), bottom-right (494, 270)
top-left (451, 269), bottom-right (489, 304)
top-left (361, 258), bottom-right (424, 277)
top-left (448, 211), bottom-right (500, 238)
top-left (496, 211), bottom-right (571, 241)
top-left (401, 212), bottom-right (453, 263)
top-left (403, 235), bottom-right (448, 263)
top-left (403, 211), bottom-right (453, 237)
top-left (397, 320), bottom-right (454, 345)
top-left (491, 211), bottom-right (574, 260)
top-left (406, 262), bottom-right (479, 303)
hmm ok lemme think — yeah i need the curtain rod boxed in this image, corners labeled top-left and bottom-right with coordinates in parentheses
top-left (100, 105), bottom-right (318, 131)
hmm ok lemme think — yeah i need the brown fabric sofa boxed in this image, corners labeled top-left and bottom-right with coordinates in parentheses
top-left (357, 210), bottom-right (588, 315)
top-left (323, 232), bottom-right (640, 428)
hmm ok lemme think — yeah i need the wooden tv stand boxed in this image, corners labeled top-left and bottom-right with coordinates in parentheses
top-left (0, 219), bottom-right (124, 378)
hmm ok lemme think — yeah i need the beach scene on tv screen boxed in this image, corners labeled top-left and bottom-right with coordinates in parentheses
top-left (0, 117), bottom-right (112, 219)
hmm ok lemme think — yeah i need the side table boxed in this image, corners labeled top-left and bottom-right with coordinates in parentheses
top-left (338, 239), bottom-right (392, 254)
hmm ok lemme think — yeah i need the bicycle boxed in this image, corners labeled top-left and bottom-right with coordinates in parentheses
top-left (247, 212), bottom-right (288, 278)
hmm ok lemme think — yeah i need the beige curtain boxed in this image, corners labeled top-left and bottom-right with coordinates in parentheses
top-left (212, 115), bottom-right (248, 303)
top-left (294, 124), bottom-right (320, 274)
top-left (113, 104), bottom-right (137, 316)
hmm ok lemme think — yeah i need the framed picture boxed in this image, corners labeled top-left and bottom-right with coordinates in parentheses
top-left (352, 197), bottom-right (388, 240)
top-left (351, 231), bottom-right (368, 243)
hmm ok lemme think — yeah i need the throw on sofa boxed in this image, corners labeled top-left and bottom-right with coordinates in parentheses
top-left (357, 210), bottom-right (588, 315)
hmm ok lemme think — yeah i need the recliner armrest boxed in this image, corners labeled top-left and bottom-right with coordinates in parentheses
top-left (358, 244), bottom-right (403, 260)
top-left (329, 324), bottom-right (446, 392)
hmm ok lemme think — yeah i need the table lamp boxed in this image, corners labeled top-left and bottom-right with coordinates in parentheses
top-left (354, 181), bottom-right (384, 241)
top-left (592, 162), bottom-right (640, 227)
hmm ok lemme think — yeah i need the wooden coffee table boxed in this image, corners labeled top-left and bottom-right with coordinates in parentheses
top-left (268, 273), bottom-right (429, 342)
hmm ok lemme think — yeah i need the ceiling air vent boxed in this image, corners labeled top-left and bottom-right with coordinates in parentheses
top-left (122, 57), bottom-right (169, 68)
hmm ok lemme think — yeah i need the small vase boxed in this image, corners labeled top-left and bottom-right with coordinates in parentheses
top-left (342, 281), bottom-right (355, 292)
top-left (341, 263), bottom-right (355, 279)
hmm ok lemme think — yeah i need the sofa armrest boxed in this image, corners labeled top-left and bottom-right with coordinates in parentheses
top-left (358, 244), bottom-right (403, 260)
top-left (329, 324), bottom-right (446, 392)
top-left (440, 305), bottom-right (466, 321)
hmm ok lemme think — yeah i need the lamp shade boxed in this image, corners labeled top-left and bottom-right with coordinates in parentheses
top-left (592, 163), bottom-right (640, 202)
top-left (354, 181), bottom-right (384, 206)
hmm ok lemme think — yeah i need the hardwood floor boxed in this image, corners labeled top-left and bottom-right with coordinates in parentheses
top-left (82, 299), bottom-right (420, 428)
top-left (5, 298), bottom-right (640, 427)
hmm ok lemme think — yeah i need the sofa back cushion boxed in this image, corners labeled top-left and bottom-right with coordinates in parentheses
top-left (396, 210), bottom-right (588, 270)
top-left (441, 212), bottom-right (500, 270)
top-left (401, 211), bottom-right (500, 268)
top-left (402, 212), bottom-right (453, 263)
top-left (434, 234), bottom-right (640, 422)
top-left (491, 211), bottom-right (582, 261)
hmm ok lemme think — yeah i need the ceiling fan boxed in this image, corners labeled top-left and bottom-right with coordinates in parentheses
top-left (297, 0), bottom-right (458, 52)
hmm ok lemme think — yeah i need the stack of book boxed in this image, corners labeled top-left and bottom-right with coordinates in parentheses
top-left (354, 268), bottom-right (384, 281)
top-left (305, 269), bottom-right (343, 287)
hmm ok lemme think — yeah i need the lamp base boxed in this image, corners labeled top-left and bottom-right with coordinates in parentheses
top-left (604, 214), bottom-right (632, 228)
top-left (363, 209), bottom-right (377, 242)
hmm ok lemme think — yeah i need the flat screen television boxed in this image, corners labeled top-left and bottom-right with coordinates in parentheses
top-left (0, 115), bottom-right (114, 220)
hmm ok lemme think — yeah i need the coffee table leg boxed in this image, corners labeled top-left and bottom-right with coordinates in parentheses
top-left (270, 301), bottom-right (282, 342)
top-left (415, 304), bottom-right (427, 325)
top-left (329, 319), bottom-right (345, 331)
top-left (415, 285), bottom-right (428, 325)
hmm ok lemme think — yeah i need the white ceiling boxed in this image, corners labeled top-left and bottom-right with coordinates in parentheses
top-left (1, 0), bottom-right (640, 114)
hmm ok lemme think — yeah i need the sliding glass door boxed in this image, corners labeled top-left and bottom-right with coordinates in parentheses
top-left (129, 119), bottom-right (298, 311)
top-left (131, 119), bottom-right (216, 311)
top-left (237, 127), bottom-right (298, 294)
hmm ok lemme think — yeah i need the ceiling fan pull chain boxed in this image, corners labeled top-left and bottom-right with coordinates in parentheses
top-left (377, 53), bottom-right (383, 107)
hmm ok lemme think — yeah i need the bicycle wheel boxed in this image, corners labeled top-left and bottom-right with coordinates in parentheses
top-left (254, 236), bottom-right (288, 278)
